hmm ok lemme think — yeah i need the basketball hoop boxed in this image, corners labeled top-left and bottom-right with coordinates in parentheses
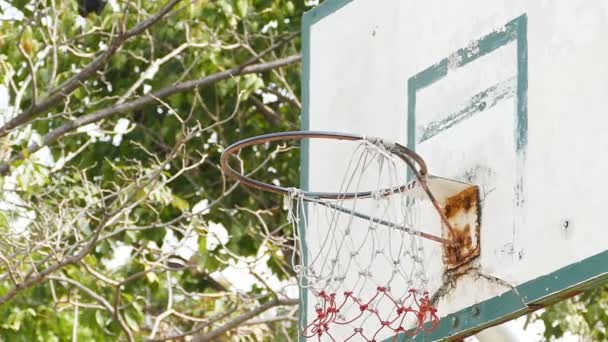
top-left (220, 131), bottom-right (459, 340)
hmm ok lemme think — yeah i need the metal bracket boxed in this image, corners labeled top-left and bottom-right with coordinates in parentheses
top-left (426, 176), bottom-right (481, 271)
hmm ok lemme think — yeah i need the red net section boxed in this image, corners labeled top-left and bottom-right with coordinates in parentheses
top-left (302, 287), bottom-right (439, 341)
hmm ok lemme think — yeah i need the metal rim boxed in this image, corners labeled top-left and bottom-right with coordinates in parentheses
top-left (219, 130), bottom-right (429, 200)
top-left (220, 130), bottom-right (459, 246)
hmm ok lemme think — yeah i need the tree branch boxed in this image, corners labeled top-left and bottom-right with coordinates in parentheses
top-left (0, 55), bottom-right (301, 176)
top-left (264, 86), bottom-right (301, 110)
top-left (190, 298), bottom-right (298, 342)
top-left (121, 0), bottom-right (182, 40)
top-left (0, 0), bottom-right (183, 137)
top-left (0, 126), bottom-right (196, 306)
top-left (249, 95), bottom-right (280, 125)
top-left (50, 276), bottom-right (135, 342)
top-left (0, 211), bottom-right (115, 306)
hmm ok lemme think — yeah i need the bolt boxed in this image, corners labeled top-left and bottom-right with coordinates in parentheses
top-left (562, 220), bottom-right (570, 229)
top-left (451, 316), bottom-right (459, 328)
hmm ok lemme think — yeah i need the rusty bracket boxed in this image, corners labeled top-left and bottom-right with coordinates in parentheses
top-left (425, 176), bottom-right (481, 271)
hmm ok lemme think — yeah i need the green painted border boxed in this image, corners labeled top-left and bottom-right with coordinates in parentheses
top-left (418, 77), bottom-right (516, 143)
top-left (403, 249), bottom-right (608, 341)
top-left (403, 13), bottom-right (537, 341)
top-left (300, 1), bottom-right (355, 340)
top-left (407, 14), bottom-right (525, 150)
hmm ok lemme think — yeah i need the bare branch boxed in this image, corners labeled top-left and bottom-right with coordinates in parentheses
top-left (0, 129), bottom-right (192, 305)
top-left (0, 0), bottom-right (183, 137)
top-left (264, 86), bottom-right (301, 110)
top-left (49, 276), bottom-right (134, 342)
top-left (190, 298), bottom-right (298, 342)
top-left (243, 314), bottom-right (297, 326)
top-left (0, 211), bottom-right (115, 306)
top-left (122, 0), bottom-right (182, 40)
top-left (16, 40), bottom-right (37, 105)
top-left (249, 95), bottom-right (280, 125)
top-left (0, 55), bottom-right (301, 176)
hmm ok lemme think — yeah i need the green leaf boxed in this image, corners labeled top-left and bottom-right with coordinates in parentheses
top-left (132, 302), bottom-right (143, 316)
top-left (124, 312), bottom-right (140, 332)
top-left (0, 212), bottom-right (8, 230)
top-left (5, 309), bottom-right (24, 331)
top-left (21, 146), bottom-right (30, 159)
top-left (285, 1), bottom-right (295, 14)
top-left (241, 74), bottom-right (264, 99)
top-left (218, 1), bottom-right (233, 16)
top-left (145, 270), bottom-right (158, 283)
top-left (198, 235), bottom-right (207, 254)
top-left (171, 194), bottom-right (189, 211)
top-left (95, 310), bottom-right (106, 328)
top-left (112, 53), bottom-right (128, 69)
top-left (236, 0), bottom-right (248, 17)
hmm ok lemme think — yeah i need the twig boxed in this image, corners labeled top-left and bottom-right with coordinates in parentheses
top-left (0, 55), bottom-right (300, 176)
top-left (264, 86), bottom-right (301, 110)
top-left (249, 95), bottom-right (280, 125)
top-left (50, 276), bottom-right (134, 342)
top-left (243, 314), bottom-right (297, 326)
top-left (0, 131), bottom-right (190, 306)
top-left (0, 0), bottom-right (183, 137)
top-left (16, 41), bottom-right (37, 105)
top-left (190, 298), bottom-right (298, 342)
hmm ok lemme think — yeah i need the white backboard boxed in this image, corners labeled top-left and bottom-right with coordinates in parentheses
top-left (300, 1), bottom-right (608, 340)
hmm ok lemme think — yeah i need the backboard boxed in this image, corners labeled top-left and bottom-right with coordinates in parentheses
top-left (300, 1), bottom-right (608, 340)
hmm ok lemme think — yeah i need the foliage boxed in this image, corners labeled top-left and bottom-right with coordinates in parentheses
top-left (538, 286), bottom-right (608, 341)
top-left (0, 0), bottom-right (307, 340)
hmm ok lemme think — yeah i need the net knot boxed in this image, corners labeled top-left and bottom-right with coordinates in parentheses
top-left (361, 135), bottom-right (396, 157)
top-left (286, 187), bottom-right (304, 200)
top-left (285, 187), bottom-right (304, 224)
top-left (371, 190), bottom-right (383, 200)
top-left (362, 135), bottom-right (395, 149)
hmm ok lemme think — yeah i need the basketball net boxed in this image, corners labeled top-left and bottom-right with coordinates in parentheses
top-left (286, 138), bottom-right (440, 341)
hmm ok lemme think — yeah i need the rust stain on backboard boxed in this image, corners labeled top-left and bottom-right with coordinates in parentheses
top-left (442, 186), bottom-right (481, 271)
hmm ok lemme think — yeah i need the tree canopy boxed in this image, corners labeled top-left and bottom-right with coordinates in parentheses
top-left (0, 0), bottom-right (303, 340)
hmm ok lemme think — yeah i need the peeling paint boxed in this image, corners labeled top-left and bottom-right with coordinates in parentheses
top-left (418, 77), bottom-right (516, 143)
